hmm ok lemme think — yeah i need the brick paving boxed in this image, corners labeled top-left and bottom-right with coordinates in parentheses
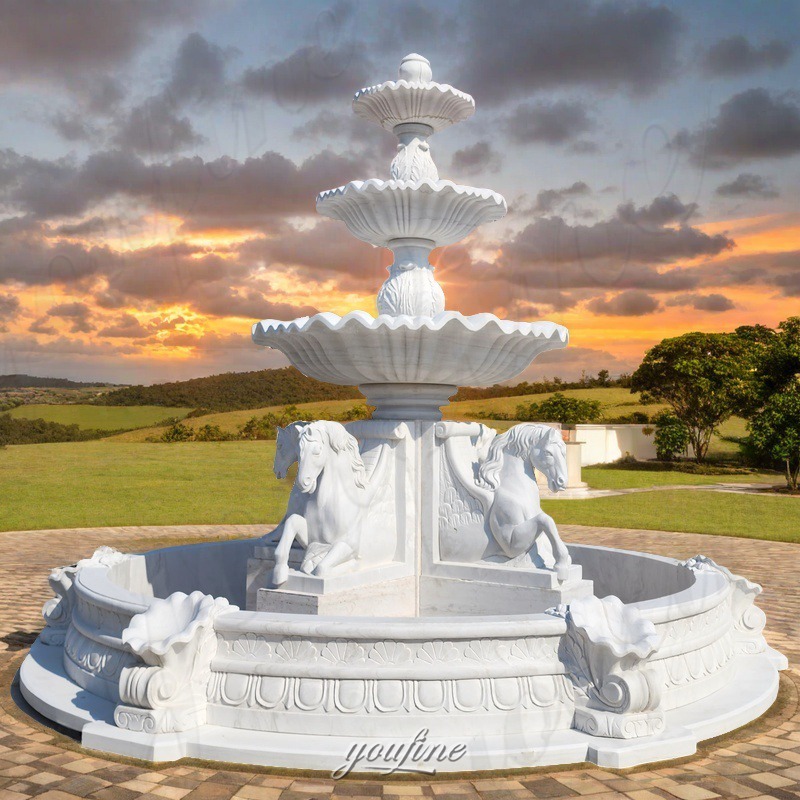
top-left (0, 523), bottom-right (798, 800)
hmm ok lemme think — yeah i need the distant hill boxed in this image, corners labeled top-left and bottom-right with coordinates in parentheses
top-left (0, 374), bottom-right (112, 389)
top-left (96, 367), bottom-right (361, 412)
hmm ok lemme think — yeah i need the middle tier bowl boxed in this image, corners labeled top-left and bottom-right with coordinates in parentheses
top-left (316, 179), bottom-right (507, 248)
top-left (252, 311), bottom-right (568, 387)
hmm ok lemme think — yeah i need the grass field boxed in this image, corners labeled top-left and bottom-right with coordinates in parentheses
top-left (581, 466), bottom-right (779, 490)
top-left (544, 490), bottom-right (800, 542)
top-left (0, 440), bottom-right (795, 541)
top-left (8, 403), bottom-right (193, 431)
top-left (0, 441), bottom-right (289, 532)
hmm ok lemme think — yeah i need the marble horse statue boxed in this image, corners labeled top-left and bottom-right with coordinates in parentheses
top-left (443, 424), bottom-right (573, 580)
top-left (271, 420), bottom-right (390, 585)
top-left (261, 421), bottom-right (308, 545)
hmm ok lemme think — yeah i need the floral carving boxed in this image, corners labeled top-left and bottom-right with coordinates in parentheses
top-left (321, 641), bottom-right (366, 665)
top-left (232, 633), bottom-right (271, 661)
top-left (416, 640), bottom-right (459, 664)
top-left (275, 639), bottom-right (318, 663)
top-left (368, 641), bottom-right (413, 666)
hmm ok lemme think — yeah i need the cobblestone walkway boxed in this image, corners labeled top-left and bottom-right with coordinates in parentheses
top-left (1, 524), bottom-right (798, 800)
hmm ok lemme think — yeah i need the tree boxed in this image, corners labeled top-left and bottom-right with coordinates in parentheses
top-left (631, 332), bottom-right (751, 462)
top-left (750, 317), bottom-right (800, 405)
top-left (747, 387), bottom-right (800, 490)
top-left (596, 369), bottom-right (610, 387)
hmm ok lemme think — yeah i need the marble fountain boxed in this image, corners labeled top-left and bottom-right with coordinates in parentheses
top-left (20, 54), bottom-right (786, 774)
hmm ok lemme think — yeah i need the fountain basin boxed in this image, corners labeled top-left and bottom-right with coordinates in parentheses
top-left (316, 179), bottom-right (506, 249)
top-left (353, 79), bottom-right (475, 132)
top-left (20, 537), bottom-right (786, 771)
top-left (252, 311), bottom-right (567, 394)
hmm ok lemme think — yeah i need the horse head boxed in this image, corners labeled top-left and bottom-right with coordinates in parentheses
top-left (273, 421), bottom-right (308, 480)
top-left (296, 421), bottom-right (367, 494)
top-left (531, 426), bottom-right (568, 492)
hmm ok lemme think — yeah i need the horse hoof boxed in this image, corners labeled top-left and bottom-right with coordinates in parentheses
top-left (556, 563), bottom-right (571, 582)
top-left (272, 564), bottom-right (289, 586)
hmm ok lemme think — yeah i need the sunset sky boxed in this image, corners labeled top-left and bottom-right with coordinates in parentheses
top-left (1, 0), bottom-right (799, 385)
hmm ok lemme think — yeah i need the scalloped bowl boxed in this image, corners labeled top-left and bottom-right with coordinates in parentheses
top-left (353, 80), bottom-right (475, 132)
top-left (316, 179), bottom-right (507, 249)
top-left (252, 311), bottom-right (568, 387)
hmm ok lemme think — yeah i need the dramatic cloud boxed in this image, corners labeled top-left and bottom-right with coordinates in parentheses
top-left (0, 294), bottom-right (20, 332)
top-left (450, 141), bottom-right (502, 176)
top-left (0, 148), bottom-right (361, 228)
top-left (666, 293), bottom-right (735, 312)
top-left (701, 36), bottom-right (792, 77)
top-left (165, 33), bottom-right (232, 106)
top-left (504, 100), bottom-right (595, 145)
top-left (0, 1), bottom-right (203, 87)
top-left (97, 315), bottom-right (151, 340)
top-left (674, 88), bottom-right (800, 167)
top-left (457, 0), bottom-right (682, 103)
top-left (242, 46), bottom-right (372, 107)
top-left (715, 173), bottom-right (779, 199)
top-left (500, 196), bottom-right (733, 282)
top-left (113, 97), bottom-right (206, 155)
top-left (586, 289), bottom-right (660, 316)
top-left (531, 181), bottom-right (591, 215)
top-left (47, 301), bottom-right (95, 333)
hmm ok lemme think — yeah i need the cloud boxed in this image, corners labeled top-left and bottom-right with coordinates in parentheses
top-left (242, 45), bottom-right (372, 108)
top-left (450, 141), bottom-right (502, 176)
top-left (0, 147), bottom-right (361, 228)
top-left (498, 195), bottom-right (732, 283)
top-left (666, 293), bottom-right (735, 312)
top-left (504, 100), bottom-right (595, 145)
top-left (0, 0), bottom-right (204, 87)
top-left (97, 314), bottom-right (150, 339)
top-left (165, 33), bottom-right (232, 107)
top-left (532, 181), bottom-right (591, 214)
top-left (586, 289), bottom-right (660, 316)
top-left (47, 301), bottom-right (95, 333)
top-left (28, 317), bottom-right (57, 336)
top-left (112, 97), bottom-right (206, 155)
top-left (715, 173), bottom-right (779, 199)
top-left (674, 88), bottom-right (800, 167)
top-left (457, 0), bottom-right (682, 103)
top-left (701, 36), bottom-right (792, 77)
top-left (0, 294), bottom-right (20, 332)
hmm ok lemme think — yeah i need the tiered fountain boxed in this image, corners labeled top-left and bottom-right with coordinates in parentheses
top-left (20, 54), bottom-right (786, 774)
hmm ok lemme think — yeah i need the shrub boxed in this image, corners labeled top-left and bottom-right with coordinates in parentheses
top-left (161, 422), bottom-right (195, 442)
top-left (516, 392), bottom-right (602, 425)
top-left (194, 424), bottom-right (230, 442)
top-left (747, 387), bottom-right (800, 490)
top-left (653, 410), bottom-right (691, 461)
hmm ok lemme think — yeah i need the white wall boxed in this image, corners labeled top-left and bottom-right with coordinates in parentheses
top-left (571, 424), bottom-right (656, 466)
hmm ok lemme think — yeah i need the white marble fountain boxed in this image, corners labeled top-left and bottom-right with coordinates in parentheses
top-left (20, 54), bottom-right (786, 774)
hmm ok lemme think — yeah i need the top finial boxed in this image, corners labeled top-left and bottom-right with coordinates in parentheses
top-left (398, 53), bottom-right (432, 83)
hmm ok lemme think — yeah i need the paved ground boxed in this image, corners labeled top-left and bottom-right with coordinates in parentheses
top-left (1, 524), bottom-right (799, 800)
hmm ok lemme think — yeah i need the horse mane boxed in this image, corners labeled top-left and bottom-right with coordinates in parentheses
top-left (476, 424), bottom-right (557, 490)
top-left (304, 421), bottom-right (368, 489)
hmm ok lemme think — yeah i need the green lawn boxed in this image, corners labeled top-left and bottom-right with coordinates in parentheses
top-left (544, 490), bottom-right (800, 542)
top-left (8, 403), bottom-right (193, 431)
top-left (1, 439), bottom-right (797, 542)
top-left (582, 466), bottom-right (780, 490)
top-left (0, 441), bottom-right (290, 532)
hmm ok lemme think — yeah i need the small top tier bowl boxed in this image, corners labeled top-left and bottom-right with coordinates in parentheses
top-left (353, 53), bottom-right (475, 133)
top-left (316, 179), bottom-right (507, 249)
top-left (252, 311), bottom-right (568, 419)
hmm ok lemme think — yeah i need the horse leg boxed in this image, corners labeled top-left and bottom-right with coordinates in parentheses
top-left (535, 511), bottom-right (572, 581)
top-left (313, 540), bottom-right (356, 577)
top-left (272, 514), bottom-right (306, 586)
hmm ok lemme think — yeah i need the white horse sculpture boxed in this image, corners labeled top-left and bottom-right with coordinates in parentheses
top-left (442, 424), bottom-right (572, 581)
top-left (261, 421), bottom-right (308, 544)
top-left (271, 420), bottom-right (389, 585)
